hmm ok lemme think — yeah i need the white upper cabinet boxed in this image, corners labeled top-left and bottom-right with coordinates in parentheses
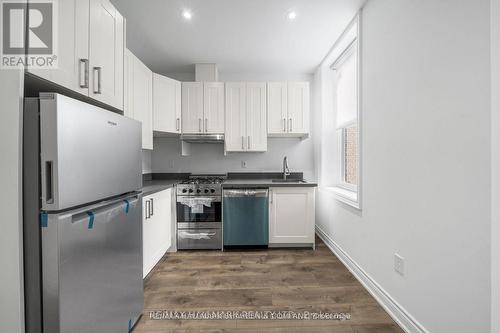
top-left (203, 82), bottom-right (225, 133)
top-left (27, 0), bottom-right (124, 110)
top-left (124, 49), bottom-right (153, 150)
top-left (225, 82), bottom-right (267, 152)
top-left (182, 82), bottom-right (224, 134)
top-left (267, 82), bottom-right (288, 135)
top-left (225, 82), bottom-right (246, 152)
top-left (267, 81), bottom-right (310, 137)
top-left (287, 82), bottom-right (310, 135)
top-left (153, 74), bottom-right (181, 134)
top-left (89, 0), bottom-right (124, 110)
top-left (28, 0), bottom-right (89, 96)
top-left (181, 82), bottom-right (204, 134)
top-left (246, 83), bottom-right (267, 152)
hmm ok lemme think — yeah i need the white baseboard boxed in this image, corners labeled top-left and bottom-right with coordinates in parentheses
top-left (315, 225), bottom-right (429, 333)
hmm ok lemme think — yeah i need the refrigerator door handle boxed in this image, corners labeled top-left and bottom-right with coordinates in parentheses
top-left (45, 161), bottom-right (54, 204)
top-left (64, 193), bottom-right (140, 218)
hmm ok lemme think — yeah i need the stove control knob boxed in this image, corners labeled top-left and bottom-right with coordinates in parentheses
top-left (210, 189), bottom-right (216, 193)
top-left (182, 189), bottom-right (187, 193)
top-left (197, 189), bottom-right (201, 193)
top-left (188, 189), bottom-right (193, 193)
top-left (204, 189), bottom-right (209, 193)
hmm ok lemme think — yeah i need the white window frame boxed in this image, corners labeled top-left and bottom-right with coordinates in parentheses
top-left (329, 15), bottom-right (362, 209)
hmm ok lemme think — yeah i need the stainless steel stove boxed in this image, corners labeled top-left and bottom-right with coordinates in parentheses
top-left (176, 174), bottom-right (225, 196)
top-left (176, 174), bottom-right (226, 250)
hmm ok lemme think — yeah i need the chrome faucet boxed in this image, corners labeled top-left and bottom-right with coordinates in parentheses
top-left (283, 156), bottom-right (291, 180)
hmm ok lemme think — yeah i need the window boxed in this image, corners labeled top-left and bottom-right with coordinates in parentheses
top-left (332, 38), bottom-right (360, 206)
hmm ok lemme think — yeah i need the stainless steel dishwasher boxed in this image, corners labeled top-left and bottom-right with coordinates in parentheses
top-left (223, 189), bottom-right (269, 247)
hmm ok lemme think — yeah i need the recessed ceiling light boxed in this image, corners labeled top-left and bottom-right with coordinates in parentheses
top-left (287, 11), bottom-right (297, 20)
top-left (182, 9), bottom-right (192, 20)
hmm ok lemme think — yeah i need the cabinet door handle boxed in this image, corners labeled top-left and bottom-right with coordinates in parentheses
top-left (150, 198), bottom-right (154, 216)
top-left (199, 118), bottom-right (202, 132)
top-left (205, 118), bottom-right (208, 132)
top-left (241, 136), bottom-right (244, 150)
top-left (93, 66), bottom-right (102, 94)
top-left (79, 59), bottom-right (89, 88)
top-left (270, 190), bottom-right (273, 204)
top-left (176, 118), bottom-right (180, 131)
top-left (289, 118), bottom-right (293, 132)
top-left (248, 136), bottom-right (251, 150)
top-left (283, 118), bottom-right (286, 132)
top-left (145, 200), bottom-right (150, 219)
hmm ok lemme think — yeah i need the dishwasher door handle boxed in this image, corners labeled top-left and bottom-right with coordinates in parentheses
top-left (223, 189), bottom-right (268, 197)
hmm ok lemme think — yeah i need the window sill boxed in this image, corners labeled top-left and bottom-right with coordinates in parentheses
top-left (325, 186), bottom-right (360, 209)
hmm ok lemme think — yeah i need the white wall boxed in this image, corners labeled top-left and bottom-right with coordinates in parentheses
top-left (0, 70), bottom-right (25, 332)
top-left (164, 72), bottom-right (195, 82)
top-left (218, 72), bottom-right (313, 82)
top-left (314, 1), bottom-right (491, 332)
top-left (142, 150), bottom-right (152, 174)
top-left (164, 72), bottom-right (314, 83)
top-left (152, 137), bottom-right (315, 180)
top-left (152, 73), bottom-right (316, 179)
top-left (492, 0), bottom-right (500, 331)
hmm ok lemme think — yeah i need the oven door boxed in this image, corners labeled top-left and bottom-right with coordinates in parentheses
top-left (176, 196), bottom-right (222, 223)
top-left (177, 228), bottom-right (222, 250)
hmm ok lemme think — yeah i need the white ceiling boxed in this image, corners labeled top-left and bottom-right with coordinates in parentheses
top-left (111, 0), bottom-right (365, 76)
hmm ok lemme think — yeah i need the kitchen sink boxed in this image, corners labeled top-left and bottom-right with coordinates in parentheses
top-left (271, 179), bottom-right (306, 183)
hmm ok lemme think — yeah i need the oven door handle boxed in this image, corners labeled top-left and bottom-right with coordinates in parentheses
top-left (185, 232), bottom-right (216, 237)
top-left (178, 231), bottom-right (217, 239)
top-left (177, 197), bottom-right (222, 205)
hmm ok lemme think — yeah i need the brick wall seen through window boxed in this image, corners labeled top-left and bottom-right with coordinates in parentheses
top-left (344, 125), bottom-right (358, 185)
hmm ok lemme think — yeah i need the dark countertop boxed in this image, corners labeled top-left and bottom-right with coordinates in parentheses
top-left (140, 172), bottom-right (318, 195)
top-left (141, 179), bottom-right (180, 196)
top-left (222, 179), bottom-right (317, 188)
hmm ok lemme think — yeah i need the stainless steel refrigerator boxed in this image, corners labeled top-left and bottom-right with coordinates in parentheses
top-left (23, 93), bottom-right (144, 333)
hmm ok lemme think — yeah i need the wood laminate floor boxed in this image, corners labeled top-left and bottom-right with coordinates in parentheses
top-left (133, 236), bottom-right (403, 333)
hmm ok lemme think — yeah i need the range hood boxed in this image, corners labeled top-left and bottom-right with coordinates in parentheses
top-left (180, 134), bottom-right (224, 143)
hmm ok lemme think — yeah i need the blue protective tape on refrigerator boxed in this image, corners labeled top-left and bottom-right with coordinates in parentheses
top-left (40, 213), bottom-right (48, 228)
top-left (128, 319), bottom-right (132, 332)
top-left (86, 211), bottom-right (95, 229)
top-left (124, 199), bottom-right (130, 214)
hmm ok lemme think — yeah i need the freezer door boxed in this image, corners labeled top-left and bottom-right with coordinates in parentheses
top-left (42, 195), bottom-right (143, 333)
top-left (39, 93), bottom-right (142, 211)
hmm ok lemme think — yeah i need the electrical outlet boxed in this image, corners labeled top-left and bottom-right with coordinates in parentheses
top-left (241, 160), bottom-right (247, 168)
top-left (168, 160), bottom-right (174, 169)
top-left (394, 253), bottom-right (405, 276)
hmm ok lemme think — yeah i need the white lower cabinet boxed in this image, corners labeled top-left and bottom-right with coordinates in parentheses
top-left (269, 187), bottom-right (315, 246)
top-left (142, 188), bottom-right (172, 278)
